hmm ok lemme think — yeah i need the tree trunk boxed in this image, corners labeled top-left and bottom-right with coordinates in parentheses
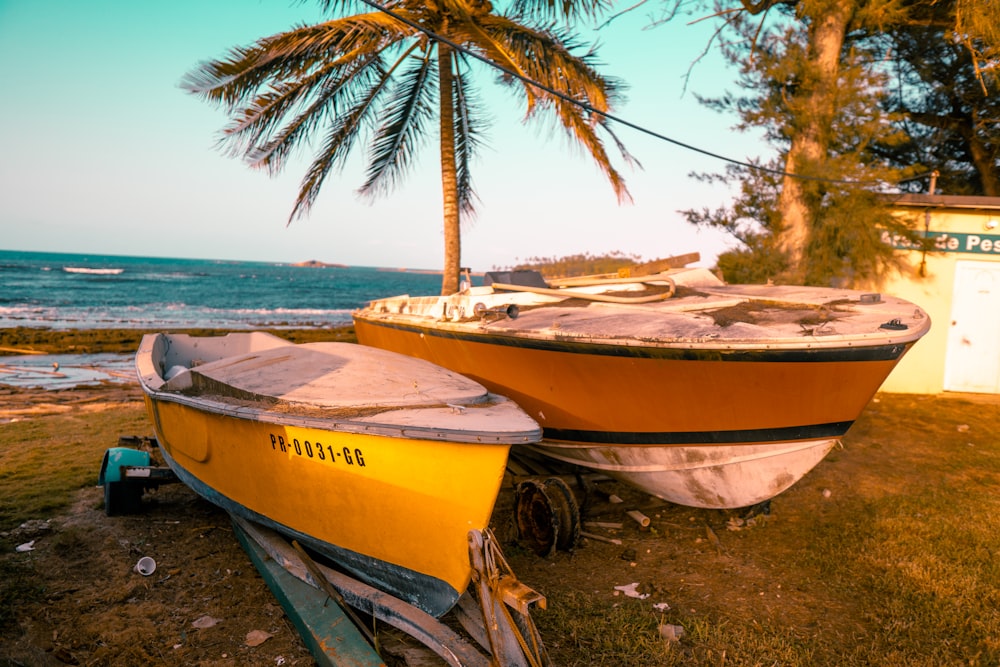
top-left (967, 110), bottom-right (1000, 196)
top-left (775, 0), bottom-right (853, 283)
top-left (438, 42), bottom-right (461, 296)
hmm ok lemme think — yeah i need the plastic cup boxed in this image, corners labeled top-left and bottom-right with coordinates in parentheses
top-left (135, 556), bottom-right (156, 576)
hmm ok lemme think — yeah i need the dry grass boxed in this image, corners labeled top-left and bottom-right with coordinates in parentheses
top-left (1, 328), bottom-right (999, 665)
top-left (505, 392), bottom-right (1000, 666)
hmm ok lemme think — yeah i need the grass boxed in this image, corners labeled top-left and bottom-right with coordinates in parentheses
top-left (517, 393), bottom-right (1000, 666)
top-left (528, 480), bottom-right (1000, 666)
top-left (0, 403), bottom-right (148, 628)
top-left (1, 339), bottom-right (998, 666)
top-left (846, 491), bottom-right (1000, 664)
top-left (0, 405), bottom-right (149, 530)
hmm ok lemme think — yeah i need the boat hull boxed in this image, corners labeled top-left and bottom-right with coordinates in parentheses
top-left (353, 274), bottom-right (928, 508)
top-left (137, 333), bottom-right (539, 617)
top-left (530, 438), bottom-right (836, 508)
top-left (144, 394), bottom-right (510, 617)
top-left (353, 320), bottom-right (904, 507)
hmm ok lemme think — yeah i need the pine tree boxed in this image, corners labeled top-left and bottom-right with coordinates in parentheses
top-left (684, 7), bottom-right (916, 286)
top-left (873, 25), bottom-right (1000, 195)
top-left (650, 0), bottom-right (1000, 284)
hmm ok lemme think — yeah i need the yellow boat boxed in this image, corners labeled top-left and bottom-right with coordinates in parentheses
top-left (135, 332), bottom-right (540, 617)
top-left (353, 267), bottom-right (931, 509)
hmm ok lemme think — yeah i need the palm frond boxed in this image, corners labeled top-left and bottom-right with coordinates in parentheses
top-left (439, 0), bottom-right (535, 110)
top-left (216, 60), bottom-right (353, 164)
top-left (451, 54), bottom-right (486, 216)
top-left (490, 18), bottom-right (620, 115)
top-left (288, 68), bottom-right (395, 221)
top-left (180, 13), bottom-right (409, 110)
top-left (558, 101), bottom-right (632, 202)
top-left (359, 47), bottom-right (437, 198)
top-left (508, 0), bottom-right (611, 22)
top-left (223, 22), bottom-right (419, 168)
top-left (309, 0), bottom-right (414, 17)
top-left (246, 57), bottom-right (387, 174)
top-left (478, 16), bottom-right (632, 200)
top-left (181, 13), bottom-right (418, 186)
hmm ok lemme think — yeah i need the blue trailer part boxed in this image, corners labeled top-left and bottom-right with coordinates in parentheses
top-left (99, 447), bottom-right (152, 484)
top-left (99, 439), bottom-right (178, 516)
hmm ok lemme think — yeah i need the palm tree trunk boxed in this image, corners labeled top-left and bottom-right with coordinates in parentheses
top-left (438, 42), bottom-right (461, 295)
top-left (776, 0), bottom-right (853, 283)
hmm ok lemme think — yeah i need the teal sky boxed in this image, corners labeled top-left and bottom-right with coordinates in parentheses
top-left (0, 1), bottom-right (767, 270)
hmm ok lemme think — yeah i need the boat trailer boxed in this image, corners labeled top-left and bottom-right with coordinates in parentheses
top-left (98, 437), bottom-right (178, 516)
top-left (99, 437), bottom-right (551, 667)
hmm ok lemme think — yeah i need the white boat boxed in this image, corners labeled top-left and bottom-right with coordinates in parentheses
top-left (353, 267), bottom-right (930, 509)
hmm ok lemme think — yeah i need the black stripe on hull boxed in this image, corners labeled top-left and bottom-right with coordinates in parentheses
top-left (356, 319), bottom-right (911, 363)
top-left (543, 420), bottom-right (854, 446)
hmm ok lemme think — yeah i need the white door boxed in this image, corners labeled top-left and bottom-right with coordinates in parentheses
top-left (944, 260), bottom-right (1000, 393)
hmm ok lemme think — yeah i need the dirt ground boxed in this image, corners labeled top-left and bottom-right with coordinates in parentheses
top-left (1, 383), bottom-right (997, 666)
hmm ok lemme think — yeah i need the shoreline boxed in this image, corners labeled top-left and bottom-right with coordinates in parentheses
top-left (0, 325), bottom-right (357, 357)
top-left (0, 326), bottom-right (358, 420)
top-left (0, 327), bottom-right (358, 394)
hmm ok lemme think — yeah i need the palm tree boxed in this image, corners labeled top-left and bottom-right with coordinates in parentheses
top-left (181, 0), bottom-right (634, 294)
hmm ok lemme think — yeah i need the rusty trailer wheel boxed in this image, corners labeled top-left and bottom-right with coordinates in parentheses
top-left (515, 477), bottom-right (581, 557)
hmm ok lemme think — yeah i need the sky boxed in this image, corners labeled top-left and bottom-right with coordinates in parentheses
top-left (0, 0), bottom-right (769, 271)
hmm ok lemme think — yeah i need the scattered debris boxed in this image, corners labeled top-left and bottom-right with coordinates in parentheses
top-left (626, 510), bottom-right (650, 527)
top-left (245, 629), bottom-right (273, 647)
top-left (3, 518), bottom-right (52, 541)
top-left (191, 615), bottom-right (221, 629)
top-left (580, 530), bottom-right (622, 545)
top-left (653, 602), bottom-right (671, 612)
top-left (658, 623), bottom-right (685, 642)
top-left (705, 525), bottom-right (724, 554)
top-left (613, 582), bottom-right (650, 599)
top-left (15, 540), bottom-right (36, 553)
top-left (134, 556), bottom-right (156, 576)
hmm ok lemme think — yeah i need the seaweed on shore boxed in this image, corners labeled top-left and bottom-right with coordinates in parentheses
top-left (0, 326), bottom-right (357, 356)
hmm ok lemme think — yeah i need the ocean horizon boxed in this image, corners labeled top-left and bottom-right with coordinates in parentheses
top-left (0, 249), bottom-right (455, 331)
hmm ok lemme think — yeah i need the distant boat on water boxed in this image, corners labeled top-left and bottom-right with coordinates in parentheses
top-left (289, 260), bottom-right (349, 268)
top-left (1, 251), bottom-right (449, 331)
top-left (63, 266), bottom-right (124, 275)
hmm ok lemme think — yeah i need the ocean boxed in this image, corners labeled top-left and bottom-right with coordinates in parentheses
top-left (0, 249), bottom-right (449, 330)
top-left (0, 250), bottom-right (450, 391)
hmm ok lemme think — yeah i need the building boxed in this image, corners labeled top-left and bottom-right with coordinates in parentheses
top-left (877, 194), bottom-right (1000, 395)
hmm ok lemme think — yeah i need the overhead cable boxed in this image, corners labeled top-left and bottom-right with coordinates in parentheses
top-left (354, 0), bottom-right (928, 188)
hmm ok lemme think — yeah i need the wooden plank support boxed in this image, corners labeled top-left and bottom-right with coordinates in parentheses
top-left (491, 282), bottom-right (675, 304)
top-left (628, 252), bottom-right (701, 275)
top-left (231, 515), bottom-right (490, 667)
top-left (232, 518), bottom-right (385, 667)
